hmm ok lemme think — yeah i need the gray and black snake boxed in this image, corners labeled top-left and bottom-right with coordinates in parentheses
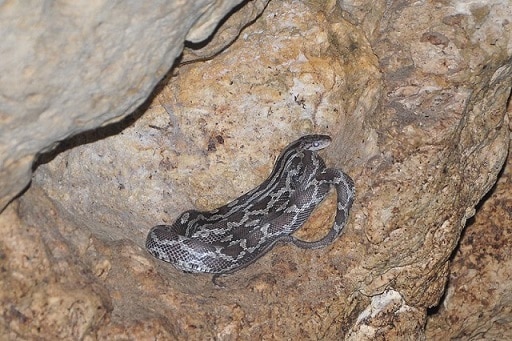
top-left (146, 135), bottom-right (355, 274)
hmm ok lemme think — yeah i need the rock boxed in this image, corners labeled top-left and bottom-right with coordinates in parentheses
top-left (346, 290), bottom-right (426, 340)
top-left (181, 0), bottom-right (271, 63)
top-left (0, 197), bottom-right (112, 340)
top-left (0, 0), bottom-right (248, 212)
top-left (426, 136), bottom-right (512, 339)
top-left (1, 0), bottom-right (511, 339)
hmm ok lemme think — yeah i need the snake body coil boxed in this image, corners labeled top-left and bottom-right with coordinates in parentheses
top-left (146, 135), bottom-right (355, 274)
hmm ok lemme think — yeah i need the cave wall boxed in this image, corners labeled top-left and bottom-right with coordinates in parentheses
top-left (1, 0), bottom-right (511, 339)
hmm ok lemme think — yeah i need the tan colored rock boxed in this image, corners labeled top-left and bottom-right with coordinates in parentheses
top-left (0, 0), bottom-right (248, 212)
top-left (0, 196), bottom-right (111, 340)
top-left (426, 128), bottom-right (512, 339)
top-left (1, 0), bottom-right (511, 339)
top-left (346, 290), bottom-right (426, 340)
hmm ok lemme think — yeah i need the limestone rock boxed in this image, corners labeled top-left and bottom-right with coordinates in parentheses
top-left (346, 290), bottom-right (426, 340)
top-left (426, 134), bottom-right (512, 339)
top-left (0, 198), bottom-right (111, 340)
top-left (0, 0), bottom-right (247, 212)
top-left (181, 0), bottom-right (271, 63)
top-left (1, 0), bottom-right (511, 339)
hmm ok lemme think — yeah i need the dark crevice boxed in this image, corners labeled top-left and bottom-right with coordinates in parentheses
top-left (32, 91), bottom-right (154, 171)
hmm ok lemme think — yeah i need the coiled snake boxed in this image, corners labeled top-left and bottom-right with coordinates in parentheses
top-left (146, 135), bottom-right (355, 275)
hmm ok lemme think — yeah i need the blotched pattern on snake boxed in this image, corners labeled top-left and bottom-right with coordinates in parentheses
top-left (146, 135), bottom-right (355, 274)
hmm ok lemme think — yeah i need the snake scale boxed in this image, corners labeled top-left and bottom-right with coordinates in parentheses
top-left (146, 135), bottom-right (355, 275)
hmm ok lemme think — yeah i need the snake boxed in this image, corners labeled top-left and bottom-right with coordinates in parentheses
top-left (145, 134), bottom-right (355, 275)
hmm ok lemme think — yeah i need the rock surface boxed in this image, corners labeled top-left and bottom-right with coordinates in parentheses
top-left (1, 0), bottom-right (511, 339)
top-left (426, 126), bottom-right (512, 339)
top-left (0, 0), bottom-right (247, 212)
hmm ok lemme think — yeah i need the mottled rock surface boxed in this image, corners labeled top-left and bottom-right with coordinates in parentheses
top-left (426, 127), bottom-right (512, 339)
top-left (0, 198), bottom-right (112, 340)
top-left (1, 0), bottom-right (511, 339)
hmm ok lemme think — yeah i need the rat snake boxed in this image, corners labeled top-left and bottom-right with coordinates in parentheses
top-left (145, 134), bottom-right (355, 274)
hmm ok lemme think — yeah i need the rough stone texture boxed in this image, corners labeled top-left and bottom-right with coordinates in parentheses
top-left (1, 0), bottom-right (511, 339)
top-left (180, 0), bottom-right (271, 63)
top-left (346, 290), bottom-right (426, 340)
top-left (0, 198), bottom-right (112, 340)
top-left (426, 125), bottom-right (512, 339)
top-left (0, 0), bottom-right (247, 212)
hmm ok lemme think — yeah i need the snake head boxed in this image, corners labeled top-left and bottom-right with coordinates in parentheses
top-left (299, 134), bottom-right (332, 151)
